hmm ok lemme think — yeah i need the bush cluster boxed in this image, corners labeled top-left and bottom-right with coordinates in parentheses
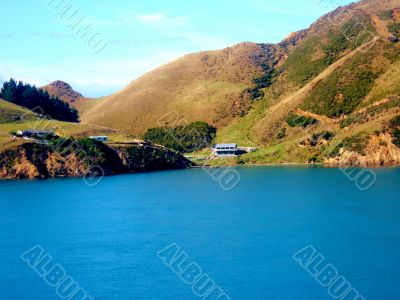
top-left (143, 121), bottom-right (217, 153)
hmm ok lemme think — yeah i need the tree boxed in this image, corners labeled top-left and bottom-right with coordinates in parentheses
top-left (0, 79), bottom-right (79, 122)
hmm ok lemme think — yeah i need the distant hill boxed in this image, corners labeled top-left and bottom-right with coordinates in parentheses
top-left (41, 80), bottom-right (83, 104)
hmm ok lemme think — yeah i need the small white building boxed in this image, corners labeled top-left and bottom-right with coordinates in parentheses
top-left (90, 136), bottom-right (109, 142)
top-left (214, 144), bottom-right (238, 157)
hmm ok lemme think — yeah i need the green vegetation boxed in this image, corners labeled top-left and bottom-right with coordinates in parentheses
top-left (330, 133), bottom-right (370, 157)
top-left (313, 131), bottom-right (335, 142)
top-left (277, 127), bottom-right (286, 139)
top-left (388, 115), bottom-right (400, 147)
top-left (124, 145), bottom-right (188, 171)
top-left (283, 37), bottom-right (326, 85)
top-left (341, 97), bottom-right (400, 128)
top-left (283, 18), bottom-right (374, 86)
top-left (286, 114), bottom-right (317, 128)
top-left (388, 23), bottom-right (400, 41)
top-left (340, 115), bottom-right (364, 128)
top-left (389, 115), bottom-right (400, 127)
top-left (302, 49), bottom-right (379, 117)
top-left (392, 129), bottom-right (400, 147)
top-left (143, 121), bottom-right (216, 153)
top-left (340, 17), bottom-right (375, 47)
top-left (243, 65), bottom-right (277, 102)
top-left (253, 65), bottom-right (276, 90)
top-left (0, 99), bottom-right (37, 124)
top-left (45, 137), bottom-right (119, 168)
top-left (0, 79), bottom-right (79, 122)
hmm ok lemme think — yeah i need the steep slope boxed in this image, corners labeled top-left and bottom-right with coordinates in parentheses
top-left (80, 42), bottom-right (290, 133)
top-left (216, 0), bottom-right (400, 165)
top-left (41, 80), bottom-right (83, 104)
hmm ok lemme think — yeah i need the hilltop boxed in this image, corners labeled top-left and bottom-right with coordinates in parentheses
top-left (41, 80), bottom-right (84, 104)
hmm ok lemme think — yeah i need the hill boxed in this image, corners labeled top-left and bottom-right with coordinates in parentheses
top-left (80, 42), bottom-right (292, 133)
top-left (41, 80), bottom-right (84, 104)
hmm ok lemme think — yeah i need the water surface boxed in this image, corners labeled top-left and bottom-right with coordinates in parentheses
top-left (0, 167), bottom-right (399, 300)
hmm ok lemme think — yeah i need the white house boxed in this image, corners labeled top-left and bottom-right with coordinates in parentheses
top-left (214, 144), bottom-right (238, 157)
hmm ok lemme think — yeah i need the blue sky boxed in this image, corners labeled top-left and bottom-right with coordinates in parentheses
top-left (0, 0), bottom-right (354, 97)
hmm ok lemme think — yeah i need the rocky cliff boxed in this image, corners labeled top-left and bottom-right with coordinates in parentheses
top-left (0, 139), bottom-right (192, 179)
top-left (326, 133), bottom-right (400, 166)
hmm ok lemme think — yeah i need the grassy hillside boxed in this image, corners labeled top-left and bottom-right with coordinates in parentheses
top-left (0, 99), bottom-right (36, 124)
top-left (0, 99), bottom-right (131, 152)
top-left (80, 42), bottom-right (289, 133)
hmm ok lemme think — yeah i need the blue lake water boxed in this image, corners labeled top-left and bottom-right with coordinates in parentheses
top-left (0, 167), bottom-right (399, 300)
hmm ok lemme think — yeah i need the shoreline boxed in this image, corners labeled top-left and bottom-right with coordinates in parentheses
top-left (195, 162), bottom-right (400, 169)
top-left (2, 163), bottom-right (399, 181)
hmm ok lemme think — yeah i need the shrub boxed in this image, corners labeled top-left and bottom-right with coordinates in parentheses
top-left (389, 23), bottom-right (400, 41)
top-left (392, 129), bottom-right (400, 147)
top-left (277, 127), bottom-right (286, 139)
top-left (143, 121), bottom-right (217, 153)
top-left (320, 131), bottom-right (335, 141)
top-left (389, 115), bottom-right (400, 127)
top-left (286, 114), bottom-right (317, 128)
top-left (388, 115), bottom-right (400, 147)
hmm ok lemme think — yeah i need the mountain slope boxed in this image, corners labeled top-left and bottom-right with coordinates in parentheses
top-left (80, 42), bottom-right (290, 133)
top-left (41, 80), bottom-right (83, 104)
top-left (81, 0), bottom-right (400, 165)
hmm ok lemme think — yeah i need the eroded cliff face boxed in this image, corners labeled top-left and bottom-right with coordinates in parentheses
top-left (0, 140), bottom-right (192, 179)
top-left (326, 133), bottom-right (400, 166)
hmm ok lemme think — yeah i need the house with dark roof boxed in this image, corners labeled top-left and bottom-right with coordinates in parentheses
top-left (16, 130), bottom-right (54, 139)
top-left (214, 143), bottom-right (238, 157)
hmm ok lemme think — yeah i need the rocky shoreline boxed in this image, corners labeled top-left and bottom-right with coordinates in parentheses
top-left (0, 139), bottom-right (192, 179)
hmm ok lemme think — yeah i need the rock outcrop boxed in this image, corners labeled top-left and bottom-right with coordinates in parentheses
top-left (326, 133), bottom-right (400, 166)
top-left (0, 139), bottom-right (192, 179)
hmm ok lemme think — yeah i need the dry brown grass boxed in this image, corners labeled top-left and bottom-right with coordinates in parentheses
top-left (80, 43), bottom-right (274, 134)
